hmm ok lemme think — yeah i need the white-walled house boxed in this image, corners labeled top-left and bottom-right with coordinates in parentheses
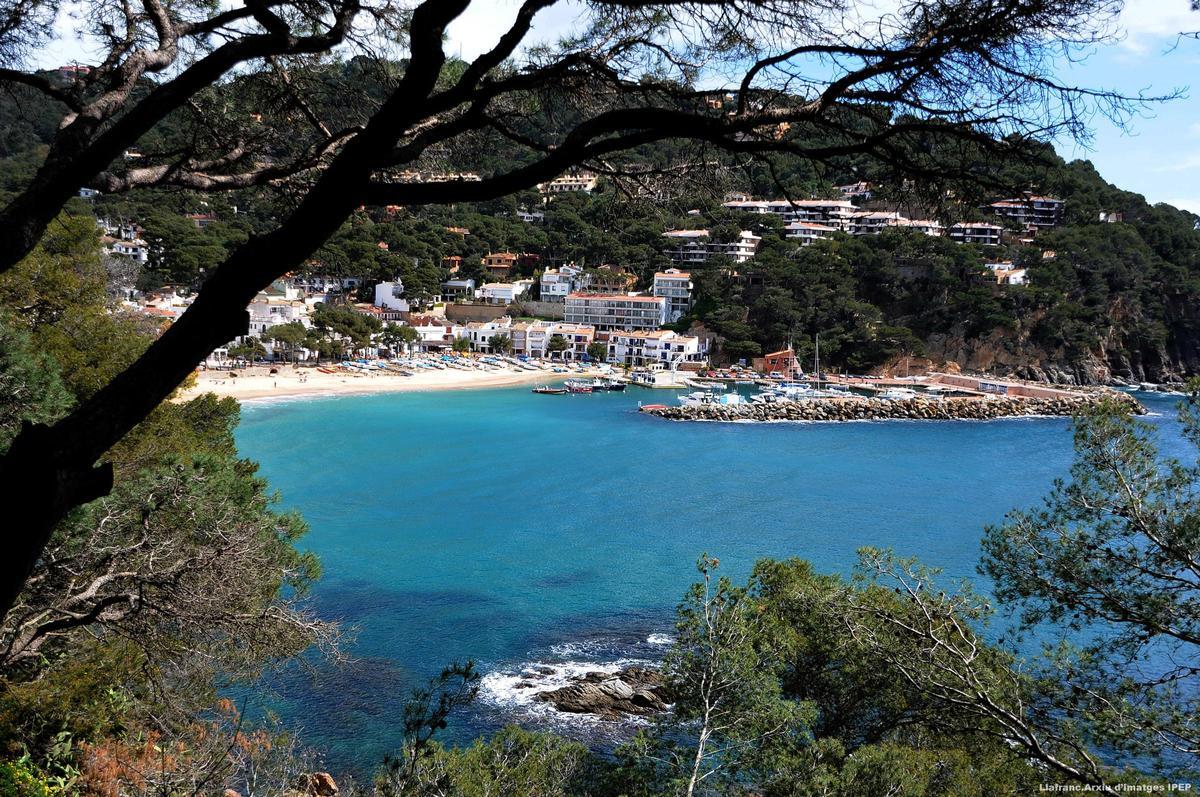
top-left (539, 263), bottom-right (586, 302)
top-left (477, 280), bottom-right (533, 305)
top-left (405, 315), bottom-right (460, 351)
top-left (105, 236), bottom-right (150, 263)
top-left (374, 280), bottom-right (409, 312)
top-left (441, 278), bottom-right (476, 300)
top-left (459, 317), bottom-right (514, 351)
top-left (510, 321), bottom-right (595, 359)
top-left (605, 329), bottom-right (706, 368)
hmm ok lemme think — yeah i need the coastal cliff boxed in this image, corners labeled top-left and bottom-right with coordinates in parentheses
top-left (919, 305), bottom-right (1200, 386)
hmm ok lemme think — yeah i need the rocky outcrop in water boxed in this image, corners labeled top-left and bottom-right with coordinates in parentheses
top-left (643, 392), bottom-right (1144, 423)
top-left (534, 667), bottom-right (670, 720)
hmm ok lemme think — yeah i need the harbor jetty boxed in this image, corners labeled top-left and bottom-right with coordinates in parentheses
top-left (642, 373), bottom-right (1146, 423)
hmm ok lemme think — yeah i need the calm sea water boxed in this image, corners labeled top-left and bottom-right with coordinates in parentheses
top-left (234, 387), bottom-right (1189, 777)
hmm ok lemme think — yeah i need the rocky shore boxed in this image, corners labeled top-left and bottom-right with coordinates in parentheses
top-left (532, 666), bottom-right (671, 720)
top-left (642, 392), bottom-right (1145, 423)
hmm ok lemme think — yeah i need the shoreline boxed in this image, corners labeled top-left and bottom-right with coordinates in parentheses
top-left (177, 363), bottom-right (600, 403)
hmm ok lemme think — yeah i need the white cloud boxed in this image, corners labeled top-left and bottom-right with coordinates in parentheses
top-left (444, 1), bottom-right (584, 62)
top-left (1159, 197), bottom-right (1200, 214)
top-left (1117, 0), bottom-right (1198, 53)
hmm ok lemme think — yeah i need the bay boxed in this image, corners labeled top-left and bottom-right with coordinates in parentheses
top-left (234, 387), bottom-right (1189, 777)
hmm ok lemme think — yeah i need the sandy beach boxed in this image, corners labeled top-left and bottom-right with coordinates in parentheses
top-left (177, 363), bottom-right (600, 403)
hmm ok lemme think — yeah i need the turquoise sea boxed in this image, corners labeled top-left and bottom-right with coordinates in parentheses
top-left (235, 387), bottom-right (1190, 777)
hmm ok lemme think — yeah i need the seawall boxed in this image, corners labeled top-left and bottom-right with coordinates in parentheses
top-left (640, 392), bottom-right (1145, 423)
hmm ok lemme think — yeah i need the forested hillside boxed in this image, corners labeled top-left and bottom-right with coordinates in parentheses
top-left (2, 60), bottom-right (1198, 383)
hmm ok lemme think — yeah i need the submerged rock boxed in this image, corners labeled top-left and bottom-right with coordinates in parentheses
top-left (535, 666), bottom-right (670, 720)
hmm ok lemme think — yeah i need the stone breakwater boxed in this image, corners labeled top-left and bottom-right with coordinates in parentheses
top-left (641, 392), bottom-right (1145, 423)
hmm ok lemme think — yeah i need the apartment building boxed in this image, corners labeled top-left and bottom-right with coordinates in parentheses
top-left (784, 221), bottom-right (839, 247)
top-left (662, 229), bottom-right (761, 265)
top-left (652, 268), bottom-right (693, 322)
top-left (605, 329), bottom-right (705, 368)
top-left (948, 222), bottom-right (1003, 246)
top-left (988, 195), bottom-right (1064, 229)
top-left (564, 293), bottom-right (669, 331)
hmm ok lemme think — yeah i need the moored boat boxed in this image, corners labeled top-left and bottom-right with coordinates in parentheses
top-left (533, 385), bottom-right (568, 395)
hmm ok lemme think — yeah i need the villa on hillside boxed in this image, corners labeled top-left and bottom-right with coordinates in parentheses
top-left (537, 171), bottom-right (598, 194)
top-left (477, 280), bottom-right (533, 305)
top-left (482, 252), bottom-right (518, 277)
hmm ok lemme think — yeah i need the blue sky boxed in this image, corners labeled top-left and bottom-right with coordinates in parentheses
top-left (1052, 5), bottom-right (1200, 213)
top-left (35, 1), bottom-right (1200, 213)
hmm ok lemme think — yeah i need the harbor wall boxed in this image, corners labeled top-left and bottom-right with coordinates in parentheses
top-left (641, 392), bottom-right (1144, 423)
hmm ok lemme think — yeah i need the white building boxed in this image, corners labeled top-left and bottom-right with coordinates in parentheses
top-left (459, 317), bottom-right (514, 351)
top-left (989, 195), bottom-right (1064, 229)
top-left (994, 267), bottom-right (1028, 286)
top-left (652, 268), bottom-right (693, 322)
top-left (784, 221), bottom-right (839, 246)
top-left (538, 172), bottom-right (598, 194)
top-left (662, 229), bottom-right (760, 265)
top-left (477, 280), bottom-right (533, 305)
top-left (441, 278), bottom-right (476, 300)
top-left (373, 280), bottom-right (409, 312)
top-left (948, 222), bottom-right (1003, 246)
top-left (539, 264), bottom-right (585, 302)
top-left (510, 320), bottom-right (595, 359)
top-left (106, 237), bottom-right (149, 263)
top-left (406, 315), bottom-right (459, 351)
top-left (564, 293), bottom-right (669, 332)
top-left (836, 181), bottom-right (874, 200)
top-left (722, 198), bottom-right (856, 228)
top-left (605, 330), bottom-right (706, 368)
top-left (516, 207), bottom-right (545, 223)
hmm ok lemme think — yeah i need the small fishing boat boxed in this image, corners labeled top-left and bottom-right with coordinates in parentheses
top-left (566, 383), bottom-right (593, 394)
top-left (532, 385), bottom-right (568, 395)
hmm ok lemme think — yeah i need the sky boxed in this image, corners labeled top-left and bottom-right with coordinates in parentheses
top-left (35, 0), bottom-right (1200, 213)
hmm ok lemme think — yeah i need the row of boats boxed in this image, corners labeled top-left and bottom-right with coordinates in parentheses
top-left (532, 378), bottom-right (627, 395)
top-left (677, 383), bottom-right (928, 407)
